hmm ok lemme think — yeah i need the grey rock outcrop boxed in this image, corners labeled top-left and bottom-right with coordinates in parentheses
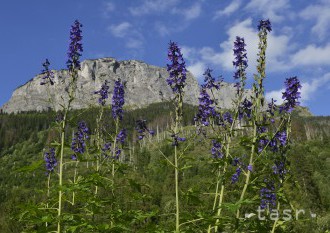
top-left (1, 57), bottom-right (247, 113)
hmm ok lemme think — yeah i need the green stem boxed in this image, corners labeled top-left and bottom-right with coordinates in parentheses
top-left (236, 116), bottom-right (257, 219)
top-left (57, 111), bottom-right (67, 233)
top-left (112, 118), bottom-right (119, 177)
top-left (271, 202), bottom-right (280, 233)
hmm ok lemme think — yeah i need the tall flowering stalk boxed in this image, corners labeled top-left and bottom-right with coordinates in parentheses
top-left (111, 78), bottom-right (125, 177)
top-left (93, 80), bottom-right (109, 195)
top-left (57, 20), bottom-right (83, 233)
top-left (235, 19), bottom-right (272, 219)
top-left (166, 41), bottom-right (187, 232)
top-left (207, 34), bottom-right (249, 233)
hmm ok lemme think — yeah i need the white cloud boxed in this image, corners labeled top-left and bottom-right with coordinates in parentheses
top-left (108, 22), bottom-right (131, 38)
top-left (245, 0), bottom-right (291, 22)
top-left (187, 62), bottom-right (206, 80)
top-left (101, 2), bottom-right (115, 18)
top-left (300, 74), bottom-right (330, 103)
top-left (300, 1), bottom-right (330, 40)
top-left (154, 22), bottom-right (170, 37)
top-left (182, 18), bottom-right (292, 75)
top-left (182, 3), bottom-right (202, 20)
top-left (213, 0), bottom-right (241, 19)
top-left (129, 0), bottom-right (179, 16)
top-left (291, 44), bottom-right (330, 66)
top-left (265, 89), bottom-right (285, 104)
top-left (108, 22), bottom-right (144, 50)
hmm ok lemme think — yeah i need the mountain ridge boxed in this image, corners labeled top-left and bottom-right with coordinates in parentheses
top-left (1, 57), bottom-right (248, 113)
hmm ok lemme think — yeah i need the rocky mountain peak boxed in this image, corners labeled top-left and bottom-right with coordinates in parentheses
top-left (1, 58), bottom-right (243, 114)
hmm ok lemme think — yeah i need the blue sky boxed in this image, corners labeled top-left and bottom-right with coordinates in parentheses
top-left (1, 0), bottom-right (330, 115)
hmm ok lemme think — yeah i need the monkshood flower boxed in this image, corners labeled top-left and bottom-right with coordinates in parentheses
top-left (66, 20), bottom-right (83, 70)
top-left (116, 129), bottom-right (127, 144)
top-left (135, 119), bottom-right (155, 140)
top-left (40, 59), bottom-right (55, 85)
top-left (231, 167), bottom-right (242, 184)
top-left (272, 160), bottom-right (287, 179)
top-left (94, 80), bottom-right (109, 106)
top-left (201, 68), bottom-right (220, 90)
top-left (71, 121), bottom-right (89, 160)
top-left (194, 88), bottom-right (217, 126)
top-left (260, 179), bottom-right (276, 209)
top-left (280, 77), bottom-right (302, 113)
top-left (171, 133), bottom-right (186, 147)
top-left (101, 142), bottom-right (111, 158)
top-left (238, 98), bottom-right (253, 120)
top-left (267, 98), bottom-right (277, 123)
top-left (233, 36), bottom-right (248, 94)
top-left (112, 78), bottom-right (125, 121)
top-left (258, 19), bottom-right (272, 32)
top-left (211, 140), bottom-right (223, 159)
top-left (44, 148), bottom-right (57, 173)
top-left (166, 41), bottom-right (187, 94)
top-left (223, 112), bottom-right (233, 124)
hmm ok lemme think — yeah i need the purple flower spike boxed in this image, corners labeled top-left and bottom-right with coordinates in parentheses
top-left (112, 78), bottom-right (125, 121)
top-left (67, 20), bottom-right (83, 70)
top-left (231, 167), bottom-right (242, 184)
top-left (94, 80), bottom-right (109, 106)
top-left (44, 148), bottom-right (57, 173)
top-left (202, 68), bottom-right (221, 90)
top-left (40, 59), bottom-right (55, 86)
top-left (258, 19), bottom-right (272, 32)
top-left (71, 121), bottom-right (89, 159)
top-left (233, 37), bottom-right (248, 78)
top-left (166, 41), bottom-right (187, 94)
top-left (194, 88), bottom-right (217, 126)
top-left (211, 140), bottom-right (223, 159)
top-left (238, 98), bottom-right (252, 120)
top-left (116, 129), bottom-right (127, 144)
top-left (260, 179), bottom-right (276, 209)
top-left (280, 77), bottom-right (302, 113)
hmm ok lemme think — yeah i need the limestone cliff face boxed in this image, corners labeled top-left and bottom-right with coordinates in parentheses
top-left (1, 57), bottom-right (244, 113)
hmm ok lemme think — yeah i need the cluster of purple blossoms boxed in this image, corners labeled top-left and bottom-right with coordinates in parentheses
top-left (238, 98), bottom-right (253, 120)
top-left (232, 167), bottom-right (242, 184)
top-left (272, 160), bottom-right (287, 179)
top-left (112, 78), bottom-right (125, 121)
top-left (231, 157), bottom-right (241, 183)
top-left (223, 112), bottom-right (233, 124)
top-left (257, 127), bottom-right (269, 153)
top-left (71, 121), bottom-right (89, 160)
top-left (201, 68), bottom-right (221, 90)
top-left (260, 179), bottom-right (276, 209)
top-left (231, 157), bottom-right (251, 184)
top-left (135, 119), bottom-right (155, 140)
top-left (67, 20), bottom-right (83, 70)
top-left (44, 148), bottom-right (57, 173)
top-left (194, 89), bottom-right (217, 126)
top-left (116, 129), bottom-right (127, 144)
top-left (211, 140), bottom-right (223, 159)
top-left (40, 59), bottom-right (55, 86)
top-left (94, 80), bottom-right (109, 106)
top-left (171, 133), bottom-right (186, 147)
top-left (258, 19), bottom-right (272, 32)
top-left (233, 37), bottom-right (248, 93)
top-left (101, 142), bottom-right (112, 158)
top-left (280, 77), bottom-right (302, 113)
top-left (267, 98), bottom-right (277, 123)
top-left (166, 41), bottom-right (187, 94)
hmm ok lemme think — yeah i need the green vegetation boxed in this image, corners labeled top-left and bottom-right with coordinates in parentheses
top-left (0, 105), bottom-right (329, 232)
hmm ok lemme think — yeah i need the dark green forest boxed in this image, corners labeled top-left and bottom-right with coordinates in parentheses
top-left (0, 103), bottom-right (329, 232)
